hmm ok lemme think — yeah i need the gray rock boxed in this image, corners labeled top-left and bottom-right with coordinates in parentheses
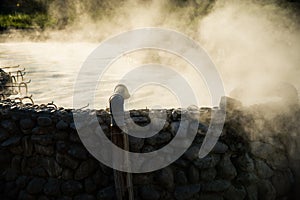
top-left (175, 170), bottom-right (188, 185)
top-left (174, 184), bottom-right (201, 200)
top-left (16, 176), bottom-right (29, 189)
top-left (22, 136), bottom-right (33, 156)
top-left (193, 154), bottom-right (220, 169)
top-left (42, 157), bottom-right (62, 177)
top-left (18, 190), bottom-right (35, 200)
top-left (0, 127), bottom-right (9, 142)
top-left (133, 174), bottom-right (153, 185)
top-left (37, 116), bottom-right (52, 127)
top-left (31, 135), bottom-right (53, 145)
top-left (11, 155), bottom-right (22, 171)
top-left (1, 135), bottom-right (22, 147)
top-left (61, 180), bottom-right (83, 196)
top-left (53, 131), bottom-right (69, 140)
top-left (257, 180), bottom-right (276, 200)
top-left (74, 194), bottom-right (96, 200)
top-left (198, 194), bottom-right (223, 200)
top-left (146, 132), bottom-right (172, 146)
top-left (212, 142), bottom-right (228, 154)
top-left (56, 120), bottom-right (69, 130)
top-left (254, 159), bottom-right (273, 179)
top-left (184, 145), bottom-right (200, 161)
top-left (202, 179), bottom-right (231, 192)
top-left (224, 185), bottom-right (246, 200)
top-left (56, 153), bottom-right (79, 169)
top-left (74, 160), bottom-right (97, 180)
top-left (155, 168), bottom-right (174, 191)
top-left (271, 169), bottom-right (293, 196)
top-left (200, 168), bottom-right (217, 181)
top-left (68, 144), bottom-right (88, 160)
top-left (139, 185), bottom-right (161, 200)
top-left (20, 118), bottom-right (35, 130)
top-left (245, 184), bottom-right (258, 200)
top-left (43, 178), bottom-right (61, 196)
top-left (35, 144), bottom-right (54, 156)
top-left (1, 120), bottom-right (17, 132)
top-left (26, 177), bottom-right (46, 194)
top-left (129, 137), bottom-right (144, 151)
top-left (84, 178), bottom-right (97, 193)
top-left (236, 153), bottom-right (254, 172)
top-left (4, 168), bottom-right (18, 181)
top-left (97, 186), bottom-right (116, 200)
top-left (188, 165), bottom-right (199, 184)
top-left (217, 154), bottom-right (237, 180)
top-left (236, 173), bottom-right (259, 185)
top-left (62, 169), bottom-right (74, 180)
top-left (31, 167), bottom-right (48, 177)
top-left (250, 141), bottom-right (275, 160)
top-left (170, 121), bottom-right (180, 135)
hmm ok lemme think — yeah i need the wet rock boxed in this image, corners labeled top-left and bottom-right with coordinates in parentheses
top-left (68, 144), bottom-right (88, 160)
top-left (146, 132), bottom-right (172, 146)
top-left (32, 126), bottom-right (53, 135)
top-left (18, 190), bottom-right (35, 200)
top-left (31, 135), bottom-right (53, 145)
top-left (69, 132), bottom-right (81, 143)
top-left (254, 159), bottom-right (273, 179)
top-left (74, 194), bottom-right (96, 200)
top-left (175, 170), bottom-right (188, 185)
top-left (56, 120), bottom-right (69, 130)
top-left (271, 169), bottom-right (293, 196)
top-left (1, 135), bottom-right (22, 147)
top-left (217, 154), bottom-right (237, 180)
top-left (37, 116), bottom-right (52, 127)
top-left (133, 174), bottom-right (153, 185)
top-left (16, 176), bottom-right (29, 189)
top-left (53, 131), bottom-right (69, 140)
top-left (245, 184), bottom-right (258, 200)
top-left (212, 142), bottom-right (228, 154)
top-left (35, 144), bottom-right (54, 156)
top-left (93, 169), bottom-right (110, 187)
top-left (139, 185), bottom-right (161, 200)
top-left (4, 168), bottom-right (18, 181)
top-left (236, 153), bottom-right (254, 172)
top-left (202, 179), bottom-right (231, 192)
top-left (32, 167), bottom-right (48, 177)
top-left (266, 151), bottom-right (289, 170)
top-left (0, 127), bottom-right (9, 142)
top-left (129, 137), bottom-right (144, 151)
top-left (56, 153), bottom-right (79, 169)
top-left (44, 178), bottom-right (61, 196)
top-left (198, 194), bottom-right (223, 200)
top-left (97, 186), bottom-right (116, 200)
top-left (56, 140), bottom-right (69, 153)
top-left (84, 178), bottom-right (97, 193)
top-left (9, 144), bottom-right (23, 154)
top-left (20, 118), bottom-right (35, 130)
top-left (42, 157), bottom-right (62, 177)
top-left (250, 141), bottom-right (275, 160)
top-left (1, 120), bottom-right (17, 133)
top-left (184, 145), bottom-right (200, 161)
top-left (200, 168), bottom-right (217, 181)
top-left (22, 136), bottom-right (33, 156)
top-left (155, 168), bottom-right (174, 191)
top-left (26, 177), bottom-right (46, 194)
top-left (236, 173), bottom-right (259, 185)
top-left (257, 180), bottom-right (276, 200)
top-left (11, 155), bottom-right (22, 171)
top-left (61, 180), bottom-right (83, 196)
top-left (74, 160), bottom-right (97, 180)
top-left (62, 169), bottom-right (74, 180)
top-left (174, 184), bottom-right (201, 200)
top-left (193, 154), bottom-right (220, 169)
top-left (187, 165), bottom-right (199, 184)
top-left (224, 185), bottom-right (246, 200)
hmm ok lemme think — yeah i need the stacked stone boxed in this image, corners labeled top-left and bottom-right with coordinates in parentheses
top-left (0, 100), bottom-right (296, 200)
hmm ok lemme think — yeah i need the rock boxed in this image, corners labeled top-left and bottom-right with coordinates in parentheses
top-left (236, 173), bottom-right (259, 185)
top-left (224, 185), bottom-right (246, 200)
top-left (198, 194), bottom-right (223, 200)
top-left (20, 118), bottom-right (35, 130)
top-left (254, 159), bottom-right (273, 179)
top-left (16, 176), bottom-right (29, 189)
top-left (44, 178), bottom-right (61, 196)
top-left (250, 141), bottom-right (275, 160)
top-left (1, 120), bottom-right (17, 132)
top-left (245, 184), bottom-right (258, 200)
top-left (129, 137), bottom-right (144, 151)
top-left (184, 145), bottom-right (200, 161)
top-left (146, 132), bottom-right (172, 146)
top-left (220, 96), bottom-right (242, 111)
top-left (84, 178), bottom-right (97, 193)
top-left (37, 116), bottom-right (52, 127)
top-left (31, 135), bottom-right (53, 145)
top-left (170, 121), bottom-right (180, 135)
top-left (74, 160), bottom-right (97, 180)
top-left (18, 190), bottom-right (35, 200)
top-left (11, 155), bottom-right (22, 171)
top-left (271, 169), bottom-right (293, 196)
top-left (139, 185), bottom-right (161, 200)
top-left (200, 168), bottom-right (217, 181)
top-left (187, 165), bottom-right (199, 184)
top-left (35, 144), bottom-right (54, 156)
top-left (202, 180), bottom-right (231, 192)
top-left (4, 168), bottom-right (18, 181)
top-left (56, 141), bottom-right (69, 153)
top-left (74, 194), bottom-right (96, 200)
top-left (42, 157), bottom-right (62, 177)
top-left (53, 131), bottom-right (69, 140)
top-left (69, 132), bottom-right (81, 143)
top-left (61, 180), bottom-right (83, 196)
top-left (175, 170), bottom-right (188, 185)
top-left (56, 120), bottom-right (69, 130)
top-left (31, 167), bottom-right (48, 177)
top-left (56, 153), bottom-right (79, 169)
top-left (212, 142), bottom-right (228, 154)
top-left (266, 151), bottom-right (289, 170)
top-left (62, 169), bottom-right (74, 180)
top-left (0, 127), bottom-right (9, 142)
top-left (193, 154), bottom-right (220, 169)
top-left (236, 153), bottom-right (254, 172)
top-left (257, 180), bottom-right (276, 200)
top-left (93, 169), bottom-right (110, 187)
top-left (217, 154), bottom-right (237, 180)
top-left (133, 174), bottom-right (153, 185)
top-left (26, 178), bottom-right (46, 194)
top-left (22, 136), bottom-right (33, 156)
top-left (1, 135), bottom-right (22, 147)
top-left (97, 186), bottom-right (116, 200)
top-left (68, 144), bottom-right (88, 160)
top-left (155, 168), bottom-right (174, 191)
top-left (174, 184), bottom-right (201, 200)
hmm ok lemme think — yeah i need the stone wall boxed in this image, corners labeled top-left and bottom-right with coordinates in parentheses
top-left (0, 99), bottom-right (298, 200)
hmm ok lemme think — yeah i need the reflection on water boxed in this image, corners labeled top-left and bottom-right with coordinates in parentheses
top-left (0, 42), bottom-right (210, 109)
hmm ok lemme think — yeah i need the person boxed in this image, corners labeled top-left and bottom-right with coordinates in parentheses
top-left (109, 84), bottom-right (134, 200)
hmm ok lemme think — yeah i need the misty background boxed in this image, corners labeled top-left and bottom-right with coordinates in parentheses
top-left (0, 0), bottom-right (299, 109)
